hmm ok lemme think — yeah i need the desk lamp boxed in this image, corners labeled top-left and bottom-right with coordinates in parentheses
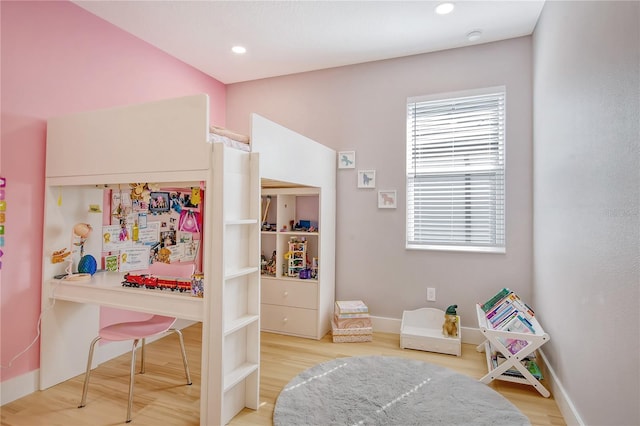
top-left (66, 223), bottom-right (96, 280)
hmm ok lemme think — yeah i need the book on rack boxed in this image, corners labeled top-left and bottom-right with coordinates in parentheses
top-left (335, 300), bottom-right (369, 316)
top-left (491, 352), bottom-right (543, 380)
top-left (481, 288), bottom-right (511, 312)
top-left (491, 309), bottom-right (519, 330)
top-left (497, 337), bottom-right (529, 354)
top-left (485, 291), bottom-right (534, 319)
top-left (500, 313), bottom-right (535, 334)
top-left (482, 289), bottom-right (535, 318)
top-left (485, 288), bottom-right (536, 333)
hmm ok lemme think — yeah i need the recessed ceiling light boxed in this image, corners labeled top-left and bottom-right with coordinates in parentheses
top-left (231, 46), bottom-right (246, 55)
top-left (467, 30), bottom-right (482, 42)
top-left (435, 2), bottom-right (455, 15)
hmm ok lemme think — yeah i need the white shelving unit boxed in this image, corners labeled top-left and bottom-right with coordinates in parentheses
top-left (251, 114), bottom-right (336, 341)
top-left (260, 187), bottom-right (328, 339)
top-left (475, 304), bottom-right (551, 397)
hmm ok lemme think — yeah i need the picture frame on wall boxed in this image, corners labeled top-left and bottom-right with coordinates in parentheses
top-left (378, 190), bottom-right (397, 208)
top-left (338, 151), bottom-right (356, 169)
top-left (149, 191), bottom-right (170, 213)
top-left (357, 170), bottom-right (376, 188)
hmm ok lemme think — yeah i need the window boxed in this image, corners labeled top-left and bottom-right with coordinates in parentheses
top-left (406, 87), bottom-right (505, 253)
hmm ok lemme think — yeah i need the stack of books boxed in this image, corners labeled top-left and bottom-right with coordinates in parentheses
top-left (331, 300), bottom-right (373, 343)
top-left (482, 288), bottom-right (535, 332)
top-left (481, 288), bottom-right (537, 355)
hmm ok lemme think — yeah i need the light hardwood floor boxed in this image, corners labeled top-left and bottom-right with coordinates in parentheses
top-left (1, 323), bottom-right (566, 426)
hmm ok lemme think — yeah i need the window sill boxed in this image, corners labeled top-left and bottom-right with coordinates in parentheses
top-left (405, 244), bottom-right (506, 254)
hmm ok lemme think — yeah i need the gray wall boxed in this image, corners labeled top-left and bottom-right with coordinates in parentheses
top-left (227, 37), bottom-right (533, 328)
top-left (532, 2), bottom-right (639, 425)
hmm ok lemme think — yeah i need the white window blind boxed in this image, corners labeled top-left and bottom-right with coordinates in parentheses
top-left (406, 87), bottom-right (505, 252)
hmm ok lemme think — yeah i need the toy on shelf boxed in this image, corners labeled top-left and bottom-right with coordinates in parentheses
top-left (286, 237), bottom-right (307, 278)
top-left (262, 250), bottom-right (276, 276)
top-left (51, 248), bottom-right (71, 264)
top-left (261, 195), bottom-right (271, 226)
top-left (121, 272), bottom-right (192, 292)
top-left (442, 304), bottom-right (459, 338)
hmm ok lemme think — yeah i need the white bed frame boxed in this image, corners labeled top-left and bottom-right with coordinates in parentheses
top-left (39, 94), bottom-right (335, 425)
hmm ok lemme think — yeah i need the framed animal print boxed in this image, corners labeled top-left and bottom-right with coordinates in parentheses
top-left (338, 151), bottom-right (356, 169)
top-left (357, 170), bottom-right (376, 188)
top-left (378, 190), bottom-right (397, 209)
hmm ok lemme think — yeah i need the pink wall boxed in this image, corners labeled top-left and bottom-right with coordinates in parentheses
top-left (0, 1), bottom-right (226, 383)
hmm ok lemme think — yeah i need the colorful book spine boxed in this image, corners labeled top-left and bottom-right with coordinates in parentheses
top-left (486, 299), bottom-right (514, 320)
top-left (491, 309), bottom-right (518, 330)
top-left (503, 293), bottom-right (535, 319)
top-left (489, 301), bottom-right (516, 324)
top-left (481, 288), bottom-right (511, 312)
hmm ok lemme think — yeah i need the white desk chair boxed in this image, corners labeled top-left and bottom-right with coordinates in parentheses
top-left (78, 262), bottom-right (195, 423)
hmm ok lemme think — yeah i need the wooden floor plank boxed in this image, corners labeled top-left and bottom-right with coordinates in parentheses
top-left (1, 323), bottom-right (565, 426)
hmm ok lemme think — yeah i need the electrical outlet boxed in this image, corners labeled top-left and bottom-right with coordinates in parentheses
top-left (427, 287), bottom-right (436, 301)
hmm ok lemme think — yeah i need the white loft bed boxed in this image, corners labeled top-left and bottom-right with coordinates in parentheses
top-left (39, 94), bottom-right (335, 425)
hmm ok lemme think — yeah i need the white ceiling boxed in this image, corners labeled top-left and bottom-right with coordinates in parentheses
top-left (73, 1), bottom-right (545, 84)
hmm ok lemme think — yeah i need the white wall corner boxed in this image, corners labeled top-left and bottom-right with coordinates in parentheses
top-left (1, 369), bottom-right (39, 406)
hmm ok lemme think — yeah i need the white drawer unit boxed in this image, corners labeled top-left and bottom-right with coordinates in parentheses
top-left (260, 303), bottom-right (318, 337)
top-left (261, 280), bottom-right (317, 309)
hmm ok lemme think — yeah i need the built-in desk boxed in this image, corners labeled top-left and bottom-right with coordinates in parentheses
top-left (46, 272), bottom-right (203, 321)
top-left (40, 272), bottom-right (206, 393)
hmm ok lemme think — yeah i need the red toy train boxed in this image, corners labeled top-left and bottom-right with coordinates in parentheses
top-left (122, 272), bottom-right (191, 292)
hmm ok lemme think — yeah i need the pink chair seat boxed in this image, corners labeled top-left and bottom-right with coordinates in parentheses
top-left (99, 315), bottom-right (177, 341)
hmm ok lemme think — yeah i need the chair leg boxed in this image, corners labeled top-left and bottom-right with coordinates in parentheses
top-left (126, 339), bottom-right (140, 423)
top-left (79, 336), bottom-right (102, 408)
top-left (140, 337), bottom-right (146, 374)
top-left (171, 328), bottom-right (192, 385)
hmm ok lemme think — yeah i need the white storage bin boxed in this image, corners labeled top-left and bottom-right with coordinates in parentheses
top-left (400, 307), bottom-right (461, 356)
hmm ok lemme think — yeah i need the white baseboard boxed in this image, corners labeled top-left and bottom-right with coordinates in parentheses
top-left (1, 369), bottom-right (39, 406)
top-left (537, 349), bottom-right (584, 425)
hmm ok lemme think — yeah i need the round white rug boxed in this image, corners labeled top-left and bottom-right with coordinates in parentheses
top-left (273, 355), bottom-right (530, 426)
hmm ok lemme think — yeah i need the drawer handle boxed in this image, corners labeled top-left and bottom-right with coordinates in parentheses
top-left (282, 317), bottom-right (288, 323)
top-left (283, 291), bottom-right (289, 297)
